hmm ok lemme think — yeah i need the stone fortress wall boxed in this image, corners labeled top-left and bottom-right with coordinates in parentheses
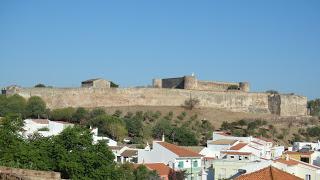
top-left (153, 76), bottom-right (250, 92)
top-left (3, 76), bottom-right (307, 117)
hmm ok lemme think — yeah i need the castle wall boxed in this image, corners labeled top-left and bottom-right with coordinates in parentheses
top-left (12, 87), bottom-right (307, 116)
top-left (279, 94), bottom-right (308, 116)
top-left (197, 81), bottom-right (239, 92)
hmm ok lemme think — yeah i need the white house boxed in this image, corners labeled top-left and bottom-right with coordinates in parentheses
top-left (22, 119), bottom-right (117, 147)
top-left (22, 119), bottom-right (74, 138)
top-left (273, 157), bottom-right (320, 180)
top-left (293, 141), bottom-right (320, 151)
top-left (212, 151), bottom-right (270, 180)
top-left (207, 131), bottom-right (284, 160)
top-left (138, 141), bottom-right (206, 180)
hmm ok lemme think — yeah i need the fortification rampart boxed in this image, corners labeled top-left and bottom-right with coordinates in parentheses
top-left (9, 87), bottom-right (307, 117)
top-left (153, 76), bottom-right (250, 92)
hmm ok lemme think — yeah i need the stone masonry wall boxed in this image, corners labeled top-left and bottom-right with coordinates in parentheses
top-left (11, 87), bottom-right (307, 116)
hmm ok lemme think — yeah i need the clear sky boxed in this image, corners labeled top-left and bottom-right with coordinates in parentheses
top-left (0, 1), bottom-right (319, 99)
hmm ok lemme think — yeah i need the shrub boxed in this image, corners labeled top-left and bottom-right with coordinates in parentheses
top-left (184, 96), bottom-right (200, 110)
top-left (34, 84), bottom-right (46, 88)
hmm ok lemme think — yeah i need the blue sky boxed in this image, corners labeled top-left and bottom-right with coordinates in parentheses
top-left (0, 0), bottom-right (319, 99)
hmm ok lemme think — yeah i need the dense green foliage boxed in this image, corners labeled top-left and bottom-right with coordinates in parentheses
top-left (25, 96), bottom-right (47, 118)
top-left (0, 94), bottom-right (26, 117)
top-left (0, 115), bottom-right (158, 180)
top-left (0, 94), bottom-right (213, 146)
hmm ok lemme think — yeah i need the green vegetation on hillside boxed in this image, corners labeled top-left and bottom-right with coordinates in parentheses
top-left (0, 95), bottom-right (214, 146)
top-left (0, 114), bottom-right (159, 180)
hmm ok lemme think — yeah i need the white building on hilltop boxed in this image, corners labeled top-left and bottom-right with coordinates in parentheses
top-left (206, 131), bottom-right (284, 160)
top-left (22, 119), bottom-right (117, 147)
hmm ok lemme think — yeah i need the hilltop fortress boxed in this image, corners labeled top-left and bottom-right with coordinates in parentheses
top-left (2, 75), bottom-right (307, 117)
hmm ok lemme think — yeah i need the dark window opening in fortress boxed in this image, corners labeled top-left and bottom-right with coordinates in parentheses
top-left (161, 77), bottom-right (185, 89)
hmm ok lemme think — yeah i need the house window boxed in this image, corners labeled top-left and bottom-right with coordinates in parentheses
top-left (193, 160), bottom-right (198, 167)
top-left (244, 156), bottom-right (249, 160)
top-left (230, 156), bottom-right (234, 159)
top-left (178, 161), bottom-right (184, 168)
top-left (306, 174), bottom-right (311, 180)
top-left (239, 156), bottom-right (242, 160)
top-left (301, 157), bottom-right (310, 164)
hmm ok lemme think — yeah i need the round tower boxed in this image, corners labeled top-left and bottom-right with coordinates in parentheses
top-left (239, 82), bottom-right (250, 92)
top-left (153, 79), bottom-right (162, 88)
top-left (184, 76), bottom-right (197, 90)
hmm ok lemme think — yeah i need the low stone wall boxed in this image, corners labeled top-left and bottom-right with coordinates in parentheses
top-left (0, 166), bottom-right (61, 180)
top-left (11, 87), bottom-right (307, 116)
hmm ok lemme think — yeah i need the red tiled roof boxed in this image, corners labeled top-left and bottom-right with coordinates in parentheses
top-left (221, 151), bottom-right (252, 155)
top-left (274, 158), bottom-right (299, 166)
top-left (235, 166), bottom-right (302, 180)
top-left (275, 158), bottom-right (320, 170)
top-left (252, 141), bottom-right (263, 145)
top-left (230, 143), bottom-right (248, 150)
top-left (31, 119), bottom-right (49, 124)
top-left (157, 142), bottom-right (201, 157)
top-left (144, 163), bottom-right (172, 176)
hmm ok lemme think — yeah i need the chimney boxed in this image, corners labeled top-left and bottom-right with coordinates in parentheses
top-left (162, 133), bottom-right (165, 142)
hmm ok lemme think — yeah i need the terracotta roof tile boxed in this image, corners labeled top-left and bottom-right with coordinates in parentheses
top-left (230, 143), bottom-right (248, 150)
top-left (157, 142), bottom-right (201, 157)
top-left (209, 139), bottom-right (238, 145)
top-left (144, 163), bottom-right (172, 176)
top-left (120, 150), bottom-right (138, 157)
top-left (221, 151), bottom-right (252, 155)
top-left (275, 158), bottom-right (320, 170)
top-left (235, 166), bottom-right (302, 180)
top-left (274, 158), bottom-right (299, 166)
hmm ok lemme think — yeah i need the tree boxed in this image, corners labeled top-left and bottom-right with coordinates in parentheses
top-left (90, 115), bottom-right (127, 141)
top-left (5, 94), bottom-right (27, 117)
top-left (34, 83), bottom-right (46, 88)
top-left (0, 95), bottom-right (7, 116)
top-left (72, 107), bottom-right (89, 123)
top-left (90, 108), bottom-right (106, 118)
top-left (173, 126), bottom-right (198, 146)
top-left (25, 96), bottom-right (46, 118)
top-left (134, 165), bottom-right (159, 180)
top-left (152, 119), bottom-right (173, 140)
top-left (184, 95), bottom-right (200, 110)
top-left (124, 117), bottom-right (143, 138)
top-left (50, 107), bottom-right (75, 122)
